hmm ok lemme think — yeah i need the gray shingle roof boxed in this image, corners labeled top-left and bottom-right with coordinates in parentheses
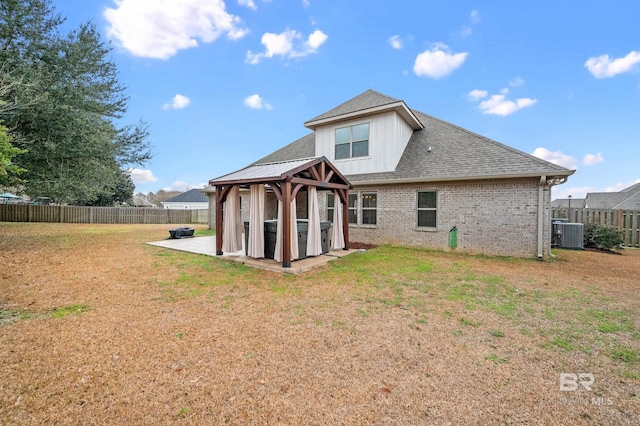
top-left (164, 188), bottom-right (208, 203)
top-left (253, 90), bottom-right (573, 184)
top-left (551, 198), bottom-right (585, 209)
top-left (305, 90), bottom-right (399, 124)
top-left (252, 133), bottom-right (315, 165)
top-left (584, 183), bottom-right (640, 209)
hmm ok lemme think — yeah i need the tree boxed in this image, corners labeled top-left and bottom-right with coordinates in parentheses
top-left (0, 0), bottom-right (151, 204)
top-left (0, 123), bottom-right (26, 186)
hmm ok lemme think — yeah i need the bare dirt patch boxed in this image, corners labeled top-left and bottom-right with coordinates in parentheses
top-left (1, 223), bottom-right (639, 424)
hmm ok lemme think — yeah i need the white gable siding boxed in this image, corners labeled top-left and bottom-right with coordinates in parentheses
top-left (314, 111), bottom-right (414, 175)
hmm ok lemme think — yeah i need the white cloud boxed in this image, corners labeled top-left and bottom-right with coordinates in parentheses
top-left (103, 0), bottom-right (249, 60)
top-left (467, 89), bottom-right (487, 101)
top-left (302, 0), bottom-right (311, 7)
top-left (245, 29), bottom-right (327, 64)
top-left (238, 0), bottom-right (257, 10)
top-left (162, 94), bottom-right (191, 110)
top-left (244, 94), bottom-right (273, 110)
top-left (413, 43), bottom-right (468, 79)
top-left (478, 94), bottom-right (537, 116)
top-left (532, 148), bottom-right (579, 170)
top-left (583, 152), bottom-right (604, 166)
top-left (163, 181), bottom-right (207, 192)
top-left (127, 168), bottom-right (158, 184)
top-left (604, 178), bottom-right (640, 192)
top-left (470, 9), bottom-right (480, 23)
top-left (552, 186), bottom-right (595, 200)
top-left (388, 35), bottom-right (403, 50)
top-left (305, 29), bottom-right (328, 51)
top-left (585, 51), bottom-right (640, 78)
top-left (461, 10), bottom-right (480, 38)
top-left (509, 77), bottom-right (524, 87)
top-left (499, 87), bottom-right (510, 95)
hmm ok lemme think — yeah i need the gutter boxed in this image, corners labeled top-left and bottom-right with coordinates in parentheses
top-left (349, 171), bottom-right (574, 187)
top-left (538, 176), bottom-right (546, 259)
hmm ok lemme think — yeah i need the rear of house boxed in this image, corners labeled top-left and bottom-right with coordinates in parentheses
top-left (207, 90), bottom-right (573, 258)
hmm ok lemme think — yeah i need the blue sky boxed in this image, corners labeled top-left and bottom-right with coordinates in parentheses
top-left (53, 0), bottom-right (640, 199)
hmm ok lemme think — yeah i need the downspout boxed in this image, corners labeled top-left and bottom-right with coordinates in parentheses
top-left (538, 176), bottom-right (546, 259)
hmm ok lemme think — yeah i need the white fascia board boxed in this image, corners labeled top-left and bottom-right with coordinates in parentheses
top-left (304, 101), bottom-right (424, 130)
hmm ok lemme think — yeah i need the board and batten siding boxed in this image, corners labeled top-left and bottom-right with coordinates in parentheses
top-left (314, 111), bottom-right (414, 175)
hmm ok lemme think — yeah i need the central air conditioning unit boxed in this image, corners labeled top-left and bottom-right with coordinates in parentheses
top-left (552, 222), bottom-right (584, 250)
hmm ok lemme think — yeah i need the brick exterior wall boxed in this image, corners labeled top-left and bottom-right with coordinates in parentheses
top-left (319, 178), bottom-right (552, 258)
top-left (209, 178), bottom-right (553, 258)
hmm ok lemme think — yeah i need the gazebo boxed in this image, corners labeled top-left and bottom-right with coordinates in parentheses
top-left (209, 157), bottom-right (351, 268)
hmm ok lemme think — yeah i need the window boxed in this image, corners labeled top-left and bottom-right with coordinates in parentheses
top-left (361, 192), bottom-right (377, 225)
top-left (330, 191), bottom-right (377, 226)
top-left (417, 191), bottom-right (437, 228)
top-left (348, 193), bottom-right (357, 224)
top-left (335, 123), bottom-right (369, 159)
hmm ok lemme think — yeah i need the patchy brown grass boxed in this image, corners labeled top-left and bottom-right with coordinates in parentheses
top-left (1, 223), bottom-right (639, 425)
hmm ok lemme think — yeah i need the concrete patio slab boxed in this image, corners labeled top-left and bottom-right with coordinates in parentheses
top-left (146, 236), bottom-right (358, 274)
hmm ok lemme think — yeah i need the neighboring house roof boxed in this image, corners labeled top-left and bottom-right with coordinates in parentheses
top-left (254, 90), bottom-right (573, 184)
top-left (163, 188), bottom-right (208, 203)
top-left (551, 198), bottom-right (585, 209)
top-left (131, 195), bottom-right (157, 207)
top-left (584, 183), bottom-right (640, 209)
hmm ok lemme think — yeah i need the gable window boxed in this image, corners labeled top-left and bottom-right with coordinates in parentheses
top-left (361, 192), bottom-right (377, 225)
top-left (417, 191), bottom-right (437, 228)
top-left (335, 123), bottom-right (369, 159)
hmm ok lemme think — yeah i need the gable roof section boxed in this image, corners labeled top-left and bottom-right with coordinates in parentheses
top-left (253, 95), bottom-right (573, 184)
top-left (347, 109), bottom-right (572, 184)
top-left (209, 156), bottom-right (350, 190)
top-left (304, 89), bottom-right (423, 131)
top-left (164, 188), bottom-right (208, 203)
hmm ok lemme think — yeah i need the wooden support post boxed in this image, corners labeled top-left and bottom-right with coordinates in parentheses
top-left (215, 186), bottom-right (224, 255)
top-left (282, 180), bottom-right (292, 268)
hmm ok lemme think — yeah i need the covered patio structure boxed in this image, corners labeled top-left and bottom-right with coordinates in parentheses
top-left (209, 156), bottom-right (351, 268)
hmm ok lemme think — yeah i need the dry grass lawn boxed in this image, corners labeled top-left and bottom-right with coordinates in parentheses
top-left (1, 223), bottom-right (639, 425)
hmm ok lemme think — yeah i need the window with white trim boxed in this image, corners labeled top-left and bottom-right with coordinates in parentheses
top-left (327, 193), bottom-right (335, 222)
top-left (335, 123), bottom-right (369, 159)
top-left (361, 192), bottom-right (377, 225)
top-left (417, 191), bottom-right (437, 228)
top-left (348, 193), bottom-right (357, 224)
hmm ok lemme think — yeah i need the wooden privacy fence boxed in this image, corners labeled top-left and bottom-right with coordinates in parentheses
top-left (0, 205), bottom-right (209, 225)
top-left (551, 208), bottom-right (640, 248)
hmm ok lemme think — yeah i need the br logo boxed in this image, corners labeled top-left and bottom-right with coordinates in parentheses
top-left (559, 373), bottom-right (594, 391)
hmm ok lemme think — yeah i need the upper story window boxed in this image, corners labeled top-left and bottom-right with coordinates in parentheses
top-left (335, 123), bottom-right (369, 159)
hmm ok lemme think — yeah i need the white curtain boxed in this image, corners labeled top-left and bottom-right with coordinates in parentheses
top-left (331, 190), bottom-right (345, 250)
top-left (274, 198), bottom-right (299, 261)
top-left (248, 184), bottom-right (265, 258)
top-left (307, 186), bottom-right (322, 256)
top-left (222, 186), bottom-right (242, 253)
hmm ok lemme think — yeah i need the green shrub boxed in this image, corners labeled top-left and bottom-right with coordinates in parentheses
top-left (584, 223), bottom-right (624, 251)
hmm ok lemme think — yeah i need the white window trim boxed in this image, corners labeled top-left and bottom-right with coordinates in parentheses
top-left (334, 122), bottom-right (370, 160)
top-left (416, 190), bottom-right (438, 229)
